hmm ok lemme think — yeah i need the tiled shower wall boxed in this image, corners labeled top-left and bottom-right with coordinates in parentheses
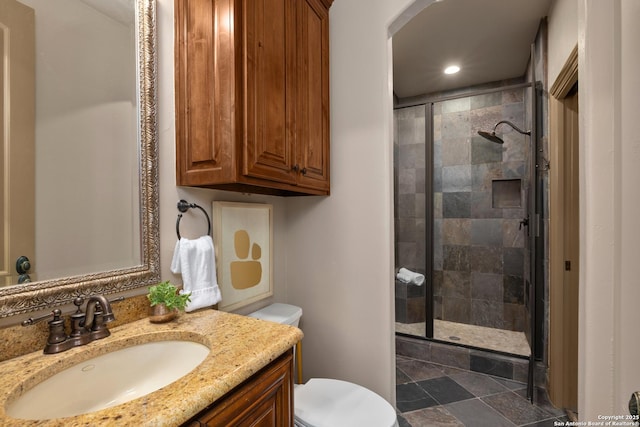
top-left (394, 105), bottom-right (427, 324)
top-left (434, 88), bottom-right (529, 332)
top-left (394, 84), bottom-right (530, 332)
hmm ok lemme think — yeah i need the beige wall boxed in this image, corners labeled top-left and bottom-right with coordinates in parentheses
top-left (548, 0), bottom-right (640, 419)
top-left (150, 0), bottom-right (631, 414)
top-left (15, 0), bottom-right (640, 417)
top-left (284, 0), bottom-right (432, 404)
top-left (155, 0), bottom-right (420, 405)
top-left (18, 0), bottom-right (640, 417)
top-left (154, 0), bottom-right (288, 316)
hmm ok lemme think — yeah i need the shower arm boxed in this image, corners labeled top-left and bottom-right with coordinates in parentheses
top-left (492, 120), bottom-right (531, 136)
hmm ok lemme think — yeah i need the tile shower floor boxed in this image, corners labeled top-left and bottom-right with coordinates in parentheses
top-left (395, 354), bottom-right (568, 426)
top-left (395, 320), bottom-right (530, 356)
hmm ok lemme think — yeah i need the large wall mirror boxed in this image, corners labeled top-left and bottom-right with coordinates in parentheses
top-left (0, 0), bottom-right (159, 317)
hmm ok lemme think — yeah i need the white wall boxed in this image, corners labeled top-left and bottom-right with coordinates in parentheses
top-left (115, 0), bottom-right (640, 416)
top-left (159, 0), bottom-right (425, 405)
top-left (30, 0), bottom-right (138, 279)
top-left (154, 0), bottom-right (289, 316)
top-left (284, 0), bottom-right (427, 404)
top-left (577, 0), bottom-right (640, 420)
top-left (166, 0), bottom-right (640, 412)
top-left (284, 0), bottom-right (640, 414)
top-left (547, 0), bottom-right (578, 85)
top-left (618, 0), bottom-right (640, 417)
top-left (549, 0), bottom-right (640, 420)
top-left (154, 0), bottom-right (422, 404)
top-left (18, 0), bottom-right (638, 417)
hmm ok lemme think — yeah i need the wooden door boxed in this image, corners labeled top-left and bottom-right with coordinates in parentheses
top-left (560, 87), bottom-right (579, 412)
top-left (548, 45), bottom-right (579, 412)
top-left (242, 0), bottom-right (297, 185)
top-left (0, 0), bottom-right (35, 285)
top-left (295, 0), bottom-right (330, 192)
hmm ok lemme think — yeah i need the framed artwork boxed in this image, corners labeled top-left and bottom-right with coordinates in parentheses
top-left (212, 201), bottom-right (273, 311)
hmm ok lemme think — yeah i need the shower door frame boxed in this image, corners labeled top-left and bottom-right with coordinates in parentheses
top-left (396, 79), bottom-right (541, 368)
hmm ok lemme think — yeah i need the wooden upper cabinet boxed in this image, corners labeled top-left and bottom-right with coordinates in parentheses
top-left (242, 0), bottom-right (296, 185)
top-left (295, 0), bottom-right (330, 192)
top-left (175, 0), bottom-right (332, 196)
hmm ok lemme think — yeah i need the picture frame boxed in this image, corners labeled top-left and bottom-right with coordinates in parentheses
top-left (212, 201), bottom-right (273, 311)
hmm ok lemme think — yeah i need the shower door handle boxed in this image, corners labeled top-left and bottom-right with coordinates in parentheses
top-left (519, 217), bottom-right (529, 230)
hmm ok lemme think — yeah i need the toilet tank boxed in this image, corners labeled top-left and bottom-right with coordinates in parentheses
top-left (248, 303), bottom-right (302, 327)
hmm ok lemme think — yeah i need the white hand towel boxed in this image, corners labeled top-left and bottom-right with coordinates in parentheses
top-left (396, 267), bottom-right (425, 286)
top-left (170, 235), bottom-right (222, 312)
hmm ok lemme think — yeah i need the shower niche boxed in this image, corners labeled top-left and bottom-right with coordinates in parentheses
top-left (492, 179), bottom-right (522, 209)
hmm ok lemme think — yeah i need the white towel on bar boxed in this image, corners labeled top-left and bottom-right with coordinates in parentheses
top-left (171, 235), bottom-right (222, 312)
top-left (396, 267), bottom-right (425, 286)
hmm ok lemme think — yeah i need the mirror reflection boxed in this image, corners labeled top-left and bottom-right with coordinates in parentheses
top-left (0, 0), bottom-right (140, 287)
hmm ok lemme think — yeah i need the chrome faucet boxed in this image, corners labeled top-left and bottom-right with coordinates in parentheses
top-left (22, 295), bottom-right (122, 354)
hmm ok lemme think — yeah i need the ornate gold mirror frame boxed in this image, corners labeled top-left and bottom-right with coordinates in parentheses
top-left (0, 0), bottom-right (159, 318)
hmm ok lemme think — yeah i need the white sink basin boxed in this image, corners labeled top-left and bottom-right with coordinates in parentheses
top-left (6, 340), bottom-right (210, 420)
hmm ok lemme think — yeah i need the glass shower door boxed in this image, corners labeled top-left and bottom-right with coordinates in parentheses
top-left (431, 87), bottom-right (531, 357)
top-left (394, 104), bottom-right (428, 337)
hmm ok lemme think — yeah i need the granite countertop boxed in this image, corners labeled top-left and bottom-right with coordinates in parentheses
top-left (0, 309), bottom-right (303, 426)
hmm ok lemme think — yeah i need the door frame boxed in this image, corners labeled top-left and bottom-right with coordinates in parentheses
top-left (0, 0), bottom-right (36, 285)
top-left (548, 44), bottom-right (579, 411)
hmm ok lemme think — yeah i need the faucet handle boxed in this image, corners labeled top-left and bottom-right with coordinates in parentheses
top-left (46, 310), bottom-right (67, 345)
top-left (73, 297), bottom-right (85, 313)
top-left (43, 309), bottom-right (71, 354)
top-left (21, 309), bottom-right (61, 327)
top-left (70, 301), bottom-right (89, 340)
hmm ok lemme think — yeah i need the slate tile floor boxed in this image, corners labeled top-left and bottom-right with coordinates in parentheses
top-left (396, 355), bottom-right (569, 426)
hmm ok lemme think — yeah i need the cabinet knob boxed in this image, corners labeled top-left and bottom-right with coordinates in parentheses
top-left (301, 167), bottom-right (307, 175)
top-left (292, 164), bottom-right (300, 172)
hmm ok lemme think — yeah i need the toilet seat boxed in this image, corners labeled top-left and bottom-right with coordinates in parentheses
top-left (294, 378), bottom-right (398, 427)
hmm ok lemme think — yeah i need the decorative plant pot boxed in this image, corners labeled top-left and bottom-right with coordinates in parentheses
top-left (149, 303), bottom-right (178, 323)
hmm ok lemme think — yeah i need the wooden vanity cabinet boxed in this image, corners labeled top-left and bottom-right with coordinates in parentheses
top-left (175, 0), bottom-right (332, 196)
top-left (184, 350), bottom-right (294, 427)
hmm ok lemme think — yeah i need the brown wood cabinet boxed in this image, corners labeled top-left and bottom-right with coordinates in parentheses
top-left (184, 349), bottom-right (294, 426)
top-left (175, 0), bottom-right (332, 196)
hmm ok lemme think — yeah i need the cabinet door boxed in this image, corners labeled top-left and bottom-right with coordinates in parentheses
top-left (295, 0), bottom-right (330, 192)
top-left (189, 350), bottom-right (294, 427)
top-left (242, 0), bottom-right (297, 185)
top-left (175, 0), bottom-right (236, 186)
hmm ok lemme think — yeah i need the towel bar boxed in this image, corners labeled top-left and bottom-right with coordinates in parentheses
top-left (176, 200), bottom-right (211, 239)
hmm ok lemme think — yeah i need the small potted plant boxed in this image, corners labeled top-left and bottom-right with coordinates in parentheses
top-left (147, 281), bottom-right (191, 323)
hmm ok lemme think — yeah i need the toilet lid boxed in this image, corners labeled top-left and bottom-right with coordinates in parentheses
top-left (294, 379), bottom-right (397, 427)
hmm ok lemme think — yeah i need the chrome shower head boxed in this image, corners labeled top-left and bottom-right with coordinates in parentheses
top-left (477, 120), bottom-right (531, 145)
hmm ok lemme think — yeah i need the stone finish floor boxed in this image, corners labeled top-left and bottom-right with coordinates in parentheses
top-left (396, 320), bottom-right (530, 356)
top-left (396, 354), bottom-right (568, 426)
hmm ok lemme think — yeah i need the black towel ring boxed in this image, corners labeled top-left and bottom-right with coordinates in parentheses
top-left (176, 199), bottom-right (211, 239)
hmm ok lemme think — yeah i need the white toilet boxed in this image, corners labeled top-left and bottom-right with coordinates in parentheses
top-left (249, 303), bottom-right (398, 427)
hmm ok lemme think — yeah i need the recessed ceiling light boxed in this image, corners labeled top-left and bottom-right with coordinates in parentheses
top-left (444, 65), bottom-right (460, 75)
